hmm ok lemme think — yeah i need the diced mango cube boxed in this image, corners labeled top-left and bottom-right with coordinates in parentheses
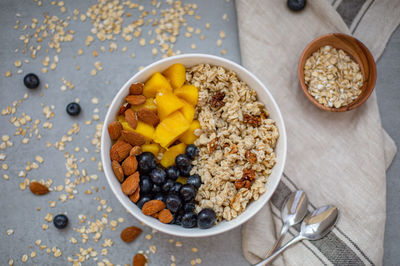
top-left (162, 63), bottom-right (186, 89)
top-left (160, 143), bottom-right (186, 168)
top-left (143, 72), bottom-right (173, 98)
top-left (176, 176), bottom-right (187, 184)
top-left (131, 98), bottom-right (157, 112)
top-left (156, 92), bottom-right (184, 120)
top-left (134, 121), bottom-right (154, 140)
top-left (153, 111), bottom-right (190, 148)
top-left (174, 85), bottom-right (198, 106)
top-left (180, 100), bottom-right (195, 123)
top-left (179, 120), bottom-right (201, 144)
top-left (141, 143), bottom-right (160, 156)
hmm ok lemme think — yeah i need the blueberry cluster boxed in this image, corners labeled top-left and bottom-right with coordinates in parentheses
top-left (136, 144), bottom-right (216, 229)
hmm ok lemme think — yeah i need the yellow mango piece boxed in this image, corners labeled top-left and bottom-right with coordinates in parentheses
top-left (180, 100), bottom-right (195, 123)
top-left (156, 92), bottom-right (184, 120)
top-left (153, 111), bottom-right (190, 148)
top-left (141, 143), bottom-right (160, 156)
top-left (134, 121), bottom-right (154, 140)
top-left (174, 84), bottom-right (198, 106)
top-left (131, 98), bottom-right (157, 112)
top-left (179, 120), bottom-right (201, 144)
top-left (176, 176), bottom-right (187, 184)
top-left (162, 63), bottom-right (186, 89)
top-left (143, 72), bottom-right (173, 98)
top-left (160, 143), bottom-right (187, 168)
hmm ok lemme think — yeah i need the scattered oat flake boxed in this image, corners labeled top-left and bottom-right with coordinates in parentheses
top-left (175, 241), bottom-right (182, 247)
top-left (145, 234), bottom-right (152, 240)
top-left (6, 229), bottom-right (14, 235)
top-left (21, 254), bottom-right (28, 262)
top-left (14, 60), bottom-right (22, 68)
top-left (190, 44), bottom-right (196, 50)
top-left (5, 71), bottom-right (12, 77)
top-left (91, 97), bottom-right (99, 104)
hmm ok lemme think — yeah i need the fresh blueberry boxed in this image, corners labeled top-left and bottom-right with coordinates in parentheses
top-left (162, 179), bottom-right (174, 192)
top-left (180, 184), bottom-right (196, 202)
top-left (170, 182), bottom-right (183, 194)
top-left (53, 214), bottom-right (68, 229)
top-left (23, 73), bottom-right (40, 89)
top-left (183, 201), bottom-right (195, 212)
top-left (179, 164), bottom-right (192, 177)
top-left (165, 194), bottom-right (182, 213)
top-left (173, 214), bottom-right (183, 225)
top-left (185, 144), bottom-right (199, 160)
top-left (166, 166), bottom-right (180, 181)
top-left (287, 0), bottom-right (306, 11)
top-left (175, 154), bottom-right (191, 169)
top-left (66, 102), bottom-right (81, 116)
top-left (136, 195), bottom-right (152, 209)
top-left (150, 167), bottom-right (166, 185)
top-left (197, 208), bottom-right (217, 229)
top-left (187, 174), bottom-right (202, 190)
top-left (181, 212), bottom-right (197, 228)
top-left (137, 152), bottom-right (157, 174)
top-left (139, 176), bottom-right (152, 194)
top-left (152, 183), bottom-right (162, 194)
top-left (153, 193), bottom-right (165, 202)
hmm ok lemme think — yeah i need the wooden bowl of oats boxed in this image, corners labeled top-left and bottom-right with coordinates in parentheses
top-left (298, 33), bottom-right (376, 112)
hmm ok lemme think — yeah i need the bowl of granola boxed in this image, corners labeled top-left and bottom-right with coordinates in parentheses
top-left (101, 54), bottom-right (286, 237)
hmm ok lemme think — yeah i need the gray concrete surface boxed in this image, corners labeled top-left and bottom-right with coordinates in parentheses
top-left (377, 26), bottom-right (400, 266)
top-left (0, 0), bottom-right (399, 265)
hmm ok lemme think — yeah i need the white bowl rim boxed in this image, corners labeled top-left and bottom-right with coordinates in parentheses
top-left (101, 53), bottom-right (287, 237)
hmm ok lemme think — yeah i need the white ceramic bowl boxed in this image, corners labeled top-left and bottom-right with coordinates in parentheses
top-left (101, 54), bottom-right (287, 237)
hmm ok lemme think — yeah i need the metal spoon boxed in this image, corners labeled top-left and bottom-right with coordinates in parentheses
top-left (255, 205), bottom-right (339, 266)
top-left (263, 190), bottom-right (308, 259)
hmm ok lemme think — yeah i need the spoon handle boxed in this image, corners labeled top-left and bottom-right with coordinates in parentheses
top-left (254, 235), bottom-right (304, 266)
top-left (264, 223), bottom-right (289, 259)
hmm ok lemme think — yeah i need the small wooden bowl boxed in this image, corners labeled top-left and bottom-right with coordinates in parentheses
top-left (298, 33), bottom-right (376, 112)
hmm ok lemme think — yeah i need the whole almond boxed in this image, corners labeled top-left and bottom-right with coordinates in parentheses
top-left (108, 121), bottom-right (122, 140)
top-left (158, 209), bottom-right (174, 224)
top-left (137, 108), bottom-right (159, 126)
top-left (110, 140), bottom-right (132, 162)
top-left (133, 253), bottom-right (147, 266)
top-left (142, 200), bottom-right (166, 215)
top-left (126, 95), bottom-right (146, 106)
top-left (121, 172), bottom-right (139, 195)
top-left (130, 146), bottom-right (142, 156)
top-left (117, 103), bottom-right (131, 115)
top-left (121, 155), bottom-right (138, 176)
top-left (129, 82), bottom-right (144, 95)
top-left (129, 187), bottom-right (140, 203)
top-left (124, 109), bottom-right (138, 129)
top-left (120, 226), bottom-right (142, 243)
top-left (29, 181), bottom-right (49, 195)
top-left (121, 130), bottom-right (146, 146)
top-left (112, 160), bottom-right (124, 183)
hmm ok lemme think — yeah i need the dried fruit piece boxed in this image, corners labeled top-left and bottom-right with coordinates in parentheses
top-left (142, 200), bottom-right (166, 215)
top-left (29, 181), bottom-right (49, 195)
top-left (120, 226), bottom-right (142, 243)
top-left (137, 108), bottom-right (159, 126)
top-left (208, 137), bottom-right (218, 154)
top-left (110, 140), bottom-right (132, 162)
top-left (235, 168), bottom-right (256, 189)
top-left (245, 150), bottom-right (257, 164)
top-left (244, 114), bottom-right (261, 127)
top-left (121, 130), bottom-right (146, 146)
top-left (121, 155), bottom-right (138, 176)
top-left (108, 121), bottom-right (123, 140)
top-left (158, 209), bottom-right (173, 224)
top-left (121, 172), bottom-right (140, 195)
top-left (126, 95), bottom-right (146, 106)
top-left (129, 82), bottom-right (144, 95)
top-left (124, 109), bottom-right (138, 129)
top-left (130, 146), bottom-right (142, 156)
top-left (112, 160), bottom-right (125, 182)
top-left (132, 253), bottom-right (147, 266)
top-left (129, 187), bottom-right (140, 203)
top-left (118, 103), bottom-right (131, 115)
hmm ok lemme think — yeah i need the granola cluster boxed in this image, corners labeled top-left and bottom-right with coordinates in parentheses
top-left (304, 45), bottom-right (364, 108)
top-left (186, 64), bottom-right (279, 221)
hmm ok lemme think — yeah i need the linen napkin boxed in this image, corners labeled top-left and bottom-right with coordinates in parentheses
top-left (236, 0), bottom-right (399, 265)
